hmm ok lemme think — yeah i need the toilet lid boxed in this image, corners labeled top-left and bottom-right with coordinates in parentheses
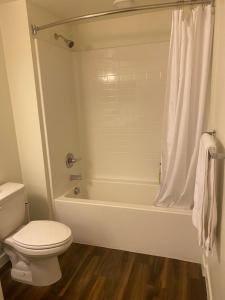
top-left (13, 221), bottom-right (72, 250)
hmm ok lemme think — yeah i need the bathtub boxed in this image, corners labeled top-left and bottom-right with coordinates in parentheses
top-left (54, 179), bottom-right (201, 263)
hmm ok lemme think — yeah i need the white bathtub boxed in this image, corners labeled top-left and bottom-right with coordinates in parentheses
top-left (54, 179), bottom-right (201, 263)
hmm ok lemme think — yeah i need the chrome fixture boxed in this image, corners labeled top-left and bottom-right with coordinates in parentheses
top-left (65, 153), bottom-right (81, 168)
top-left (32, 0), bottom-right (213, 35)
top-left (70, 174), bottom-right (82, 181)
top-left (54, 33), bottom-right (74, 48)
top-left (73, 187), bottom-right (80, 195)
top-left (204, 130), bottom-right (216, 136)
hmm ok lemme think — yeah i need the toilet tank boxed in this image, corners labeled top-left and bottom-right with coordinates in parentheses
top-left (0, 182), bottom-right (26, 240)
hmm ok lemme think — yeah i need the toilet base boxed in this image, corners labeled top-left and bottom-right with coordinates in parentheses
top-left (12, 257), bottom-right (62, 286)
top-left (4, 246), bottom-right (62, 286)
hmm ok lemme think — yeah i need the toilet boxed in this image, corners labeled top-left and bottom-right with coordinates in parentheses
top-left (0, 182), bottom-right (73, 286)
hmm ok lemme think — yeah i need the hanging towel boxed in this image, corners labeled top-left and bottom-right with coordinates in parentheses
top-left (192, 133), bottom-right (217, 256)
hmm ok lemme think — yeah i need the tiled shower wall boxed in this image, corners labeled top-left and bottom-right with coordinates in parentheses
top-left (74, 42), bottom-right (169, 182)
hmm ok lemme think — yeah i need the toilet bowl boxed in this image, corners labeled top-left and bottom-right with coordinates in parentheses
top-left (3, 220), bottom-right (73, 286)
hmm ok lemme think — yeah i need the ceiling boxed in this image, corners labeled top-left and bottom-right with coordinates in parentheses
top-left (30, 0), bottom-right (176, 19)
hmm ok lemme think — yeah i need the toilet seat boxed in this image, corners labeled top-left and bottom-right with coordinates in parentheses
top-left (7, 237), bottom-right (73, 257)
top-left (4, 220), bottom-right (73, 257)
top-left (12, 220), bottom-right (72, 250)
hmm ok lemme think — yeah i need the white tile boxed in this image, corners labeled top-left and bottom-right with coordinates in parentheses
top-left (74, 42), bottom-right (169, 181)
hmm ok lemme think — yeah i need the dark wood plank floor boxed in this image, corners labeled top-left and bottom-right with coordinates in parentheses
top-left (0, 243), bottom-right (207, 300)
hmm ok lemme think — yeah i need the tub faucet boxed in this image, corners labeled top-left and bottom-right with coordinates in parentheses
top-left (70, 174), bottom-right (82, 181)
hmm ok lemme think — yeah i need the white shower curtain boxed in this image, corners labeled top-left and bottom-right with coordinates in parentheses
top-left (155, 5), bottom-right (214, 209)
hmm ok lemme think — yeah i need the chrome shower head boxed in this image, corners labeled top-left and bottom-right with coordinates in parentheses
top-left (54, 33), bottom-right (74, 48)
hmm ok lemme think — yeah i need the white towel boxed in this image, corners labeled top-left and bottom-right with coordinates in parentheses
top-left (192, 133), bottom-right (217, 256)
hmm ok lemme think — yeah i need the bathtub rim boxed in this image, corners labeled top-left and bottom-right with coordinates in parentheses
top-left (56, 195), bottom-right (193, 216)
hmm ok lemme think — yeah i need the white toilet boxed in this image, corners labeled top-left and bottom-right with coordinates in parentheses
top-left (0, 182), bottom-right (73, 286)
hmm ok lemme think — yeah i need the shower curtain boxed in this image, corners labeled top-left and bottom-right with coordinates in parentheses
top-left (155, 5), bottom-right (214, 209)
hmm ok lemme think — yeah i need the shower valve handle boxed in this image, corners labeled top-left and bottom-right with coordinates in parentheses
top-left (66, 153), bottom-right (81, 168)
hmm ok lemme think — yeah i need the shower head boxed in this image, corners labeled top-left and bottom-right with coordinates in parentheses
top-left (54, 33), bottom-right (74, 48)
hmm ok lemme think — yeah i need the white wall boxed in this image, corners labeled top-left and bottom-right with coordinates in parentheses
top-left (0, 14), bottom-right (22, 274)
top-left (0, 30), bottom-right (22, 184)
top-left (32, 7), bottom-right (171, 198)
top-left (27, 3), bottom-right (82, 199)
top-left (74, 42), bottom-right (169, 182)
top-left (0, 0), bottom-right (52, 219)
top-left (70, 11), bottom-right (170, 184)
top-left (36, 40), bottom-right (81, 197)
top-left (206, 1), bottom-right (225, 299)
top-left (72, 10), bottom-right (171, 50)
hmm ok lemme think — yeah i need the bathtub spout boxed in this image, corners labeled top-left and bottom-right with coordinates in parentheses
top-left (70, 174), bottom-right (82, 181)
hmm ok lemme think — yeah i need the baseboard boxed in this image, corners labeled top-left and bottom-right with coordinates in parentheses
top-left (0, 252), bottom-right (9, 269)
top-left (202, 254), bottom-right (213, 300)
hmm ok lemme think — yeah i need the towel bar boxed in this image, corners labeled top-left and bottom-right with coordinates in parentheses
top-left (203, 130), bottom-right (225, 159)
top-left (204, 130), bottom-right (216, 136)
top-left (209, 148), bottom-right (225, 160)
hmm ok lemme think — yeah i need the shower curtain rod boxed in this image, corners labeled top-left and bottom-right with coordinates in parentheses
top-left (32, 0), bottom-right (213, 35)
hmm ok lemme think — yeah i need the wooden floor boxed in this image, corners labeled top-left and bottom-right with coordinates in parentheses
top-left (0, 243), bottom-right (207, 300)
